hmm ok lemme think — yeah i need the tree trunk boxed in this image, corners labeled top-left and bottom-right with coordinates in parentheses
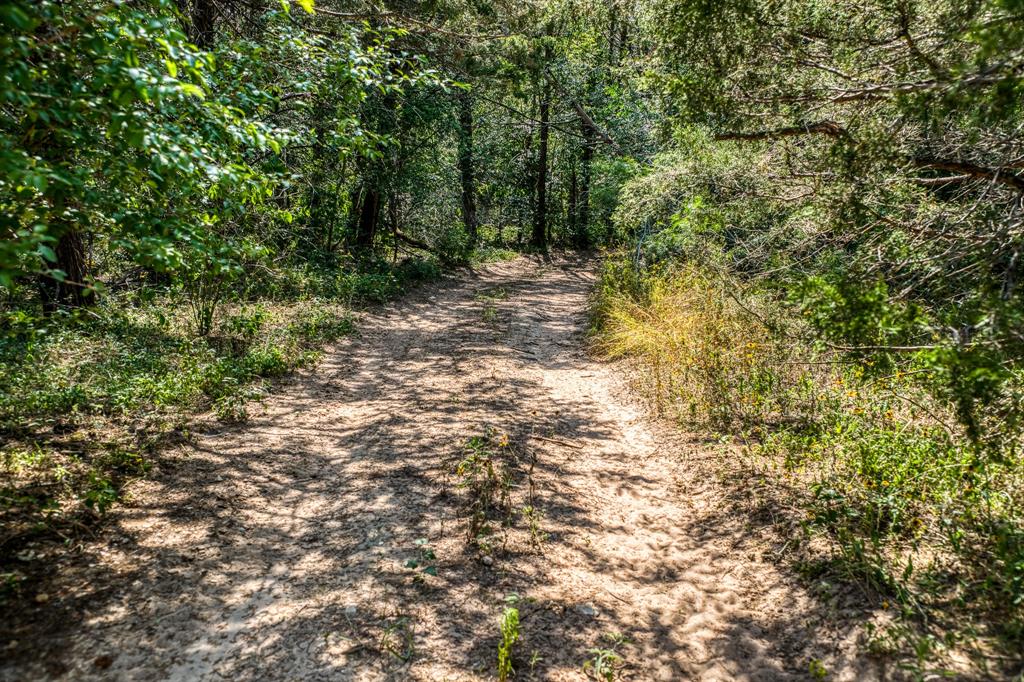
top-left (190, 0), bottom-right (216, 49)
top-left (608, 3), bottom-right (619, 66)
top-left (40, 228), bottom-right (90, 312)
top-left (354, 187), bottom-right (380, 250)
top-left (457, 91), bottom-right (478, 246)
top-left (531, 81), bottom-right (551, 251)
top-left (521, 120), bottom-right (535, 246)
top-left (568, 161), bottom-right (578, 240)
top-left (577, 121), bottom-right (594, 248)
top-left (387, 192), bottom-right (401, 261)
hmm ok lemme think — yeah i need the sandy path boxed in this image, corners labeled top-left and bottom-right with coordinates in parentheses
top-left (3, 256), bottom-right (877, 681)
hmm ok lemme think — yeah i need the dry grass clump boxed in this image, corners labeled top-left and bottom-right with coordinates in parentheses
top-left (594, 264), bottom-right (816, 431)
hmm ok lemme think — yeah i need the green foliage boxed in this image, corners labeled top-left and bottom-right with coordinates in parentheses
top-left (593, 258), bottom-right (1024, 665)
top-left (0, 287), bottom-right (361, 555)
top-left (0, 297), bottom-right (354, 430)
top-left (497, 606), bottom-right (520, 682)
top-left (379, 615), bottom-right (416, 661)
top-left (636, 0), bottom-right (1024, 463)
top-left (456, 432), bottom-right (515, 550)
top-left (583, 633), bottom-right (628, 681)
top-left (0, 0), bottom-right (286, 289)
top-left (404, 538), bottom-right (439, 579)
top-left (603, 6), bottom-right (1024, 654)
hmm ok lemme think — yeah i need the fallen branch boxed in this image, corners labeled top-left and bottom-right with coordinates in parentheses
top-left (394, 229), bottom-right (436, 254)
top-left (532, 435), bottom-right (584, 450)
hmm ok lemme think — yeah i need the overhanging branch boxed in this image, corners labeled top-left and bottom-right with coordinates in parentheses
top-left (312, 6), bottom-right (509, 41)
top-left (716, 122), bottom-right (1024, 193)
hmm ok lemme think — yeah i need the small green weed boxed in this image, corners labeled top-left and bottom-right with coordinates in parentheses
top-left (404, 538), bottom-right (439, 580)
top-left (379, 615), bottom-right (415, 661)
top-left (223, 306), bottom-right (270, 340)
top-left (82, 472), bottom-right (118, 514)
top-left (521, 505), bottom-right (548, 547)
top-left (0, 571), bottom-right (25, 598)
top-left (583, 632), bottom-right (628, 681)
top-left (455, 432), bottom-right (515, 550)
top-left (475, 286), bottom-right (509, 302)
top-left (863, 621), bottom-right (955, 678)
top-left (476, 287), bottom-right (507, 325)
top-left (497, 606), bottom-right (520, 682)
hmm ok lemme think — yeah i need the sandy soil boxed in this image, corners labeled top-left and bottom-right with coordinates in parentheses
top-left (1, 255), bottom-right (880, 681)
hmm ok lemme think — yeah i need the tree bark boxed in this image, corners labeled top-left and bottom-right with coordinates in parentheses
top-left (521, 120), bottom-right (535, 246)
top-left (531, 80), bottom-right (551, 251)
top-left (457, 91), bottom-right (478, 245)
top-left (608, 3), bottom-right (619, 66)
top-left (568, 161), bottom-right (578, 239)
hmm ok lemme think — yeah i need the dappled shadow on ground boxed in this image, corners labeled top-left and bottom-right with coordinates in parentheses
top-left (2, 254), bottom-right (879, 681)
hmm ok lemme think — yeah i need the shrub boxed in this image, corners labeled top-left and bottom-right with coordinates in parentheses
top-left (592, 255), bottom-right (1024, 663)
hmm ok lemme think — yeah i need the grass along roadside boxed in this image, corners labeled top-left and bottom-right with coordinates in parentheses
top-left (590, 256), bottom-right (1024, 677)
top-left (0, 257), bottom-right (446, 592)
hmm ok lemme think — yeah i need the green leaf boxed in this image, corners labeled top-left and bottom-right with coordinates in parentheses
top-left (165, 59), bottom-right (178, 78)
top-left (37, 245), bottom-right (57, 263)
top-left (25, 173), bottom-right (48, 192)
top-left (179, 83), bottom-right (206, 99)
top-left (295, 0), bottom-right (314, 14)
top-left (0, 5), bottom-right (32, 30)
top-left (423, 566), bottom-right (438, 576)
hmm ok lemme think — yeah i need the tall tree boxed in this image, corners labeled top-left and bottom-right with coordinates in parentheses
top-left (577, 122), bottom-right (594, 248)
top-left (531, 78), bottom-right (551, 250)
top-left (457, 90), bottom-right (478, 245)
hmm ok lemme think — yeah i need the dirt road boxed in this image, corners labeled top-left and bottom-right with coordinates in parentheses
top-left (3, 256), bottom-right (876, 681)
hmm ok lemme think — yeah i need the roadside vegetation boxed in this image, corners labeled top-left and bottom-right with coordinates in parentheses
top-left (594, 257), bottom-right (1024, 675)
top-left (0, 258), bottom-right (443, 575)
top-left (592, 2), bottom-right (1024, 672)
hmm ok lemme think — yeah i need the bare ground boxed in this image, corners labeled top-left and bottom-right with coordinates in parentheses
top-left (1, 255), bottom-right (882, 681)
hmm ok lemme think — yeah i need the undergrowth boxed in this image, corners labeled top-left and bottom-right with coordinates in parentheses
top-left (591, 256), bottom-right (1024, 675)
top-left (0, 257), bottom-right (442, 582)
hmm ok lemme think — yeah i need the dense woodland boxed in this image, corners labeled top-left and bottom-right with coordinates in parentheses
top-left (4, 0), bottom-right (1024, 675)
